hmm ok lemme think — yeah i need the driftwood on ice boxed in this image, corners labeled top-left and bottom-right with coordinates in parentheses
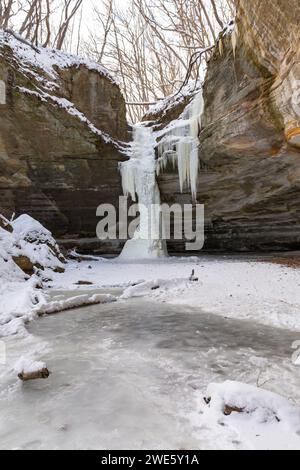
top-left (18, 368), bottom-right (50, 382)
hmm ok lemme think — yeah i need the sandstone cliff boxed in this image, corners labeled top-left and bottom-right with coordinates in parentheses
top-left (1, 0), bottom-right (300, 256)
top-left (157, 0), bottom-right (300, 252)
top-left (0, 31), bottom-right (128, 254)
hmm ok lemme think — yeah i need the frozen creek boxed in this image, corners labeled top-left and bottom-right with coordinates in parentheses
top-left (0, 293), bottom-right (299, 450)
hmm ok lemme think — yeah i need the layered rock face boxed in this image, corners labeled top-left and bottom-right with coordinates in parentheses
top-left (158, 0), bottom-right (300, 252)
top-left (0, 32), bottom-right (128, 254)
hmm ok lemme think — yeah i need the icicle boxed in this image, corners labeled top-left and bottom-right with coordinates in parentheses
top-left (190, 116), bottom-right (200, 139)
top-left (120, 162), bottom-right (137, 202)
top-left (190, 145), bottom-right (199, 201)
top-left (119, 124), bottom-right (168, 260)
top-left (156, 88), bottom-right (204, 200)
top-left (172, 152), bottom-right (177, 170)
top-left (177, 139), bottom-right (191, 192)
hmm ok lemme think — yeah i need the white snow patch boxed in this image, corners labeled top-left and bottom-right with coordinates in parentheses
top-left (200, 381), bottom-right (300, 450)
top-left (51, 257), bottom-right (300, 331)
top-left (145, 81), bottom-right (201, 119)
top-left (121, 278), bottom-right (192, 300)
top-left (0, 216), bottom-right (65, 273)
top-left (0, 275), bottom-right (45, 338)
top-left (13, 357), bottom-right (46, 375)
top-left (35, 293), bottom-right (116, 316)
top-left (0, 214), bottom-right (65, 339)
top-left (0, 29), bottom-right (115, 85)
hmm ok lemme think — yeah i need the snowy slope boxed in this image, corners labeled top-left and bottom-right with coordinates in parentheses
top-left (0, 214), bottom-right (65, 272)
top-left (0, 214), bottom-right (65, 337)
top-left (0, 29), bottom-right (115, 87)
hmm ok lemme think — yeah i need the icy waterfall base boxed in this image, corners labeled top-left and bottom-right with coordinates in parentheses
top-left (119, 125), bottom-right (167, 260)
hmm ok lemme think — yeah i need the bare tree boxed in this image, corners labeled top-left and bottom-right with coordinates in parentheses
top-left (55, 0), bottom-right (83, 50)
top-left (86, 0), bottom-right (233, 121)
top-left (0, 0), bottom-right (15, 29)
top-left (1, 0), bottom-right (84, 50)
top-left (1, 0), bottom-right (234, 121)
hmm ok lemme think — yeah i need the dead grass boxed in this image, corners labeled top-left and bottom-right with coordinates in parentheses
top-left (263, 257), bottom-right (300, 269)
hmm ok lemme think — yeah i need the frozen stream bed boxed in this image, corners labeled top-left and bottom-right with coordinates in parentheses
top-left (0, 294), bottom-right (300, 450)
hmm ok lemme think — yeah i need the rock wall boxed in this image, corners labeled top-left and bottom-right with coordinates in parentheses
top-left (0, 31), bottom-right (128, 254)
top-left (157, 0), bottom-right (300, 253)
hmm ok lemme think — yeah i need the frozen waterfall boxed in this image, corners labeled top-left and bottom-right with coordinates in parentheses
top-left (119, 124), bottom-right (167, 260)
top-left (156, 89), bottom-right (203, 201)
top-left (119, 89), bottom-right (203, 260)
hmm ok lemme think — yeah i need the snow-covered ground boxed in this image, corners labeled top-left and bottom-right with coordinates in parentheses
top-left (0, 254), bottom-right (300, 450)
top-left (50, 256), bottom-right (300, 331)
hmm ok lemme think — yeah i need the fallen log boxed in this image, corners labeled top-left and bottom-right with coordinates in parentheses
top-left (223, 405), bottom-right (245, 416)
top-left (75, 280), bottom-right (94, 286)
top-left (18, 368), bottom-right (50, 382)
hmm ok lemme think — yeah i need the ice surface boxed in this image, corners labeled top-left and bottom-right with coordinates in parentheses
top-left (1, 254), bottom-right (300, 449)
top-left (47, 256), bottom-right (300, 331)
top-left (0, 297), bottom-right (300, 450)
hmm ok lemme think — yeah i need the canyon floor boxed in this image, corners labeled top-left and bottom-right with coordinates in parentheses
top-left (0, 255), bottom-right (300, 450)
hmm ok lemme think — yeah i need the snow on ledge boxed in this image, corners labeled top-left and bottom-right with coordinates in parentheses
top-left (0, 29), bottom-right (129, 151)
top-left (144, 81), bottom-right (202, 120)
top-left (16, 85), bottom-right (126, 150)
top-left (0, 29), bottom-right (116, 85)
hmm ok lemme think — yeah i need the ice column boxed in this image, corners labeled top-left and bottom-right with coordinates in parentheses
top-left (157, 89), bottom-right (204, 201)
top-left (119, 124), bottom-right (167, 260)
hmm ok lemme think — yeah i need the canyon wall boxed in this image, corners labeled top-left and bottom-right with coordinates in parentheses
top-left (157, 0), bottom-right (300, 252)
top-left (1, 0), bottom-right (300, 257)
top-left (0, 31), bottom-right (128, 254)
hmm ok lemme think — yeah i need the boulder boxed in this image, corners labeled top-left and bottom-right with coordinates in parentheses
top-left (12, 255), bottom-right (35, 275)
top-left (1, 213), bottom-right (66, 274)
